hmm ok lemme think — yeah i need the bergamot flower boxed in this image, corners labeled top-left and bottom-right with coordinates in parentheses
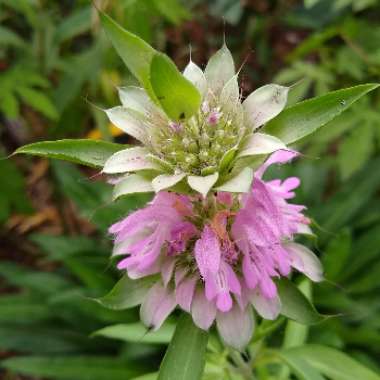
top-left (102, 45), bottom-right (290, 198)
top-left (108, 150), bottom-right (322, 350)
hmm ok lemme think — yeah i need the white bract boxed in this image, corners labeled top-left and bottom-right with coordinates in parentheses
top-left (102, 45), bottom-right (290, 198)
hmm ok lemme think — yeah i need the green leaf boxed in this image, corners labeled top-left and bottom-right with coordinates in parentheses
top-left (16, 86), bottom-right (59, 120)
top-left (54, 6), bottom-right (92, 43)
top-left (314, 157), bottom-right (380, 234)
top-left (132, 374), bottom-right (157, 380)
top-left (99, 11), bottom-right (156, 100)
top-left (95, 275), bottom-right (158, 310)
top-left (0, 261), bottom-right (70, 295)
top-left (0, 325), bottom-right (94, 354)
top-left (278, 279), bottom-right (325, 325)
top-left (150, 53), bottom-right (201, 121)
top-left (322, 229), bottom-right (351, 281)
top-left (0, 295), bottom-right (51, 324)
top-left (275, 351), bottom-right (326, 380)
top-left (93, 321), bottom-right (175, 344)
top-left (263, 84), bottom-right (379, 144)
top-left (337, 122), bottom-right (374, 179)
top-left (1, 356), bottom-right (140, 380)
top-left (152, 0), bottom-right (190, 24)
top-left (283, 280), bottom-right (312, 348)
top-left (15, 139), bottom-right (124, 168)
top-left (284, 345), bottom-right (380, 380)
top-left (157, 314), bottom-right (208, 380)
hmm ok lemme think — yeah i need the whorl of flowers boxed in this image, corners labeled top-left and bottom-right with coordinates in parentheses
top-left (102, 45), bottom-right (290, 198)
top-left (109, 151), bottom-right (323, 350)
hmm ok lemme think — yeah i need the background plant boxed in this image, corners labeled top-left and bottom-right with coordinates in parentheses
top-left (1, 1), bottom-right (380, 379)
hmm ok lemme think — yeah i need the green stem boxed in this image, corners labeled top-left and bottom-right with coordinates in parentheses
top-left (229, 349), bottom-right (254, 380)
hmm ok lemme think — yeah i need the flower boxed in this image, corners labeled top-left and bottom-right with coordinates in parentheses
top-left (109, 151), bottom-right (323, 350)
top-left (102, 45), bottom-right (290, 199)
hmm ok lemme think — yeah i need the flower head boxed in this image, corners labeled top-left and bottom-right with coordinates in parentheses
top-left (109, 151), bottom-right (322, 350)
top-left (102, 45), bottom-right (290, 199)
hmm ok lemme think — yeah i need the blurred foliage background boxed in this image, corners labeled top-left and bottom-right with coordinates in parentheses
top-left (1, 0), bottom-right (380, 379)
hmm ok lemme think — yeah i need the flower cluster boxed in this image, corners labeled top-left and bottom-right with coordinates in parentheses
top-left (102, 45), bottom-right (289, 198)
top-left (109, 151), bottom-right (322, 350)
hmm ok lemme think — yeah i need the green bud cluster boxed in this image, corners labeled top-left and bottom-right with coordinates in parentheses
top-left (150, 101), bottom-right (246, 175)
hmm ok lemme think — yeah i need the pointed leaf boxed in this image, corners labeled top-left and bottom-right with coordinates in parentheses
top-left (275, 351), bottom-right (326, 380)
top-left (93, 322), bottom-right (175, 344)
top-left (157, 313), bottom-right (208, 380)
top-left (284, 345), bottom-right (380, 380)
top-left (15, 139), bottom-right (124, 168)
top-left (263, 83), bottom-right (380, 144)
top-left (150, 53), bottom-right (201, 121)
top-left (278, 279), bottom-right (325, 325)
top-left (1, 356), bottom-right (140, 380)
top-left (94, 274), bottom-right (157, 310)
top-left (100, 11), bottom-right (156, 100)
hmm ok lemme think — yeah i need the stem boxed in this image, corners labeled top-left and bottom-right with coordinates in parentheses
top-left (229, 349), bottom-right (254, 380)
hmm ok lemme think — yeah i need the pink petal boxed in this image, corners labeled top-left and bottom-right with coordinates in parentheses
top-left (256, 150), bottom-right (299, 178)
top-left (195, 226), bottom-right (221, 277)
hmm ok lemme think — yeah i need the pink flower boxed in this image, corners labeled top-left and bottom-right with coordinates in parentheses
top-left (109, 151), bottom-right (323, 350)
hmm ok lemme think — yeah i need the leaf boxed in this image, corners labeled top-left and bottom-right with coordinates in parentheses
top-left (94, 275), bottom-right (158, 310)
top-left (0, 25), bottom-right (25, 47)
top-left (277, 279), bottom-right (325, 325)
top-left (337, 122), bottom-right (374, 179)
top-left (322, 229), bottom-right (351, 281)
top-left (0, 295), bottom-right (51, 324)
top-left (0, 155), bottom-right (32, 223)
top-left (93, 321), bottom-right (175, 344)
top-left (284, 345), bottom-right (380, 380)
top-left (157, 314), bottom-right (208, 380)
top-left (16, 86), bottom-right (59, 120)
top-left (132, 374), bottom-right (157, 380)
top-left (343, 224), bottom-right (380, 280)
top-left (263, 84), bottom-right (379, 144)
top-left (0, 325), bottom-right (94, 354)
top-left (0, 261), bottom-right (70, 295)
top-left (314, 157), bottom-right (380, 233)
top-left (275, 351), bottom-right (326, 380)
top-left (1, 356), bottom-right (140, 380)
top-left (152, 0), bottom-right (190, 24)
top-left (150, 53), bottom-right (201, 121)
top-left (99, 11), bottom-right (156, 100)
top-left (15, 139), bottom-right (124, 168)
top-left (283, 280), bottom-right (312, 348)
top-left (54, 6), bottom-right (92, 43)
